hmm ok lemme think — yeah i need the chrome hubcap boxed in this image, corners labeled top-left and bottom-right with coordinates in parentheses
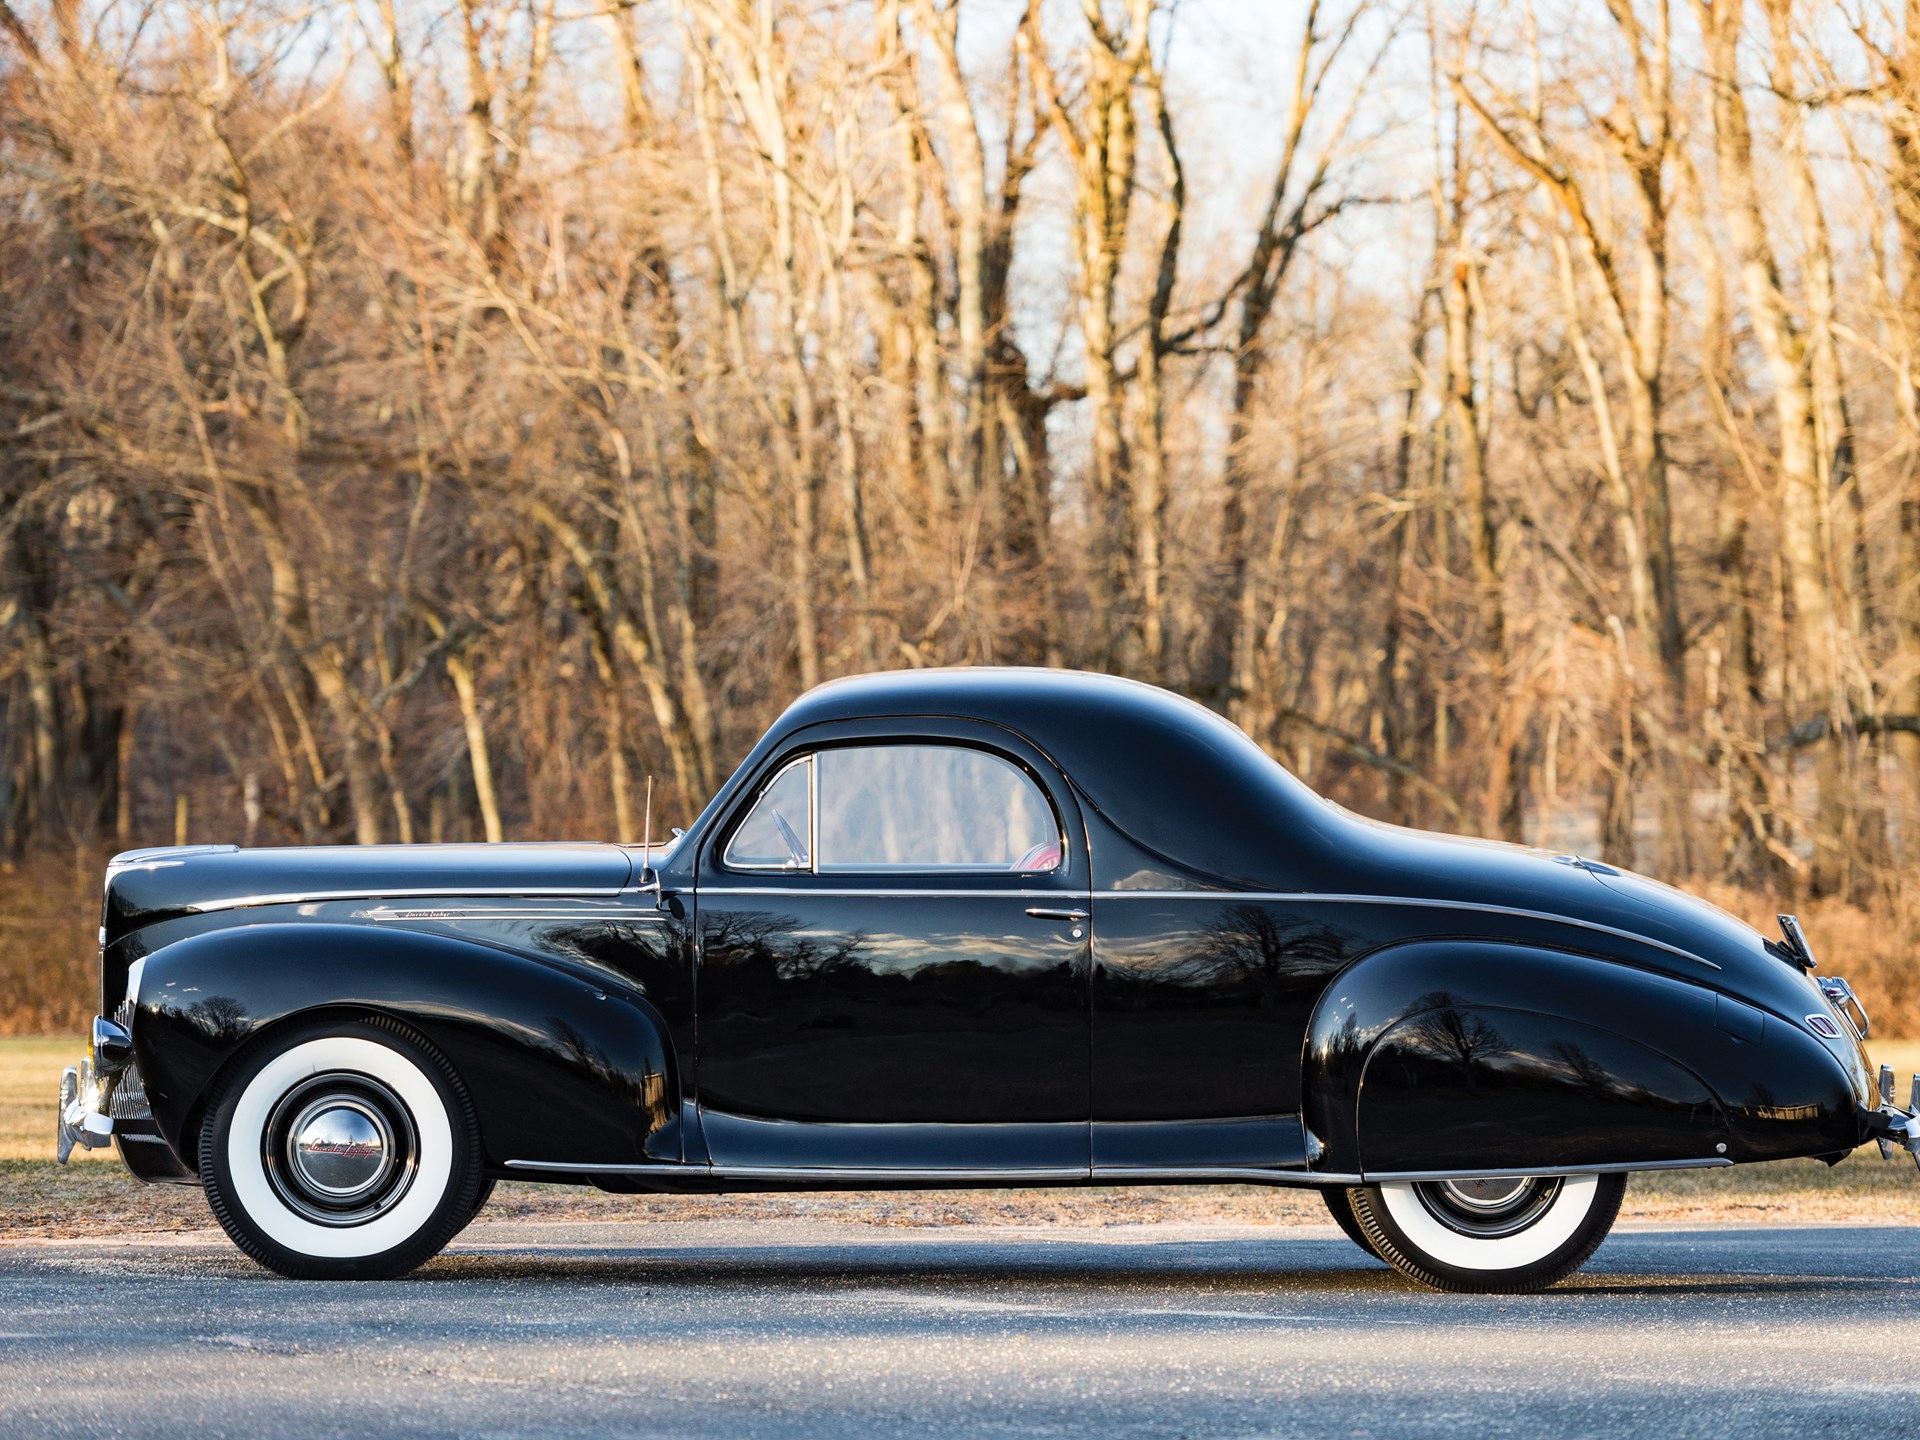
top-left (263, 1073), bottom-right (418, 1226)
top-left (289, 1100), bottom-right (392, 1199)
top-left (1437, 1177), bottom-right (1528, 1211)
top-left (1414, 1176), bottom-right (1562, 1238)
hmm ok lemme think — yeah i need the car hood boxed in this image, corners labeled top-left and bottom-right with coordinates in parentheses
top-left (103, 842), bottom-right (635, 938)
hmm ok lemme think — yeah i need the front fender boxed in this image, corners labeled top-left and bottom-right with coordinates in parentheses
top-left (131, 923), bottom-right (678, 1170)
top-left (1302, 940), bottom-right (1863, 1176)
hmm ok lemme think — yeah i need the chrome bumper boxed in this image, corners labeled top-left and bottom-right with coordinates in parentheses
top-left (1867, 1066), bottom-right (1920, 1173)
top-left (55, 1016), bottom-right (153, 1164)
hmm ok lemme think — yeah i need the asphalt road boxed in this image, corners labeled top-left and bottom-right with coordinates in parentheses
top-left (0, 1217), bottom-right (1915, 1438)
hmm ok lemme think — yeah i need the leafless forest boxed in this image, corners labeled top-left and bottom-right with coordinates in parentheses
top-left (5, 0), bottom-right (1920, 1029)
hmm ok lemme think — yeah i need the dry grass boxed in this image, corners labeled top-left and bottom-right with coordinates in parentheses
top-left (1692, 882), bottom-right (1920, 1038)
top-left (0, 857), bottom-right (103, 1037)
top-left (2, 1037), bottom-right (1916, 1242)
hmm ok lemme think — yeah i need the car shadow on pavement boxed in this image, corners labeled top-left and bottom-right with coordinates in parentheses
top-left (11, 1226), bottom-right (1914, 1304)
top-left (371, 1229), bottom-right (1920, 1302)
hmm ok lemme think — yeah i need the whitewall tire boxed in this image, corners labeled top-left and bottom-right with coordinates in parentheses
top-left (200, 1016), bottom-right (484, 1280)
top-left (1320, 1185), bottom-right (1384, 1261)
top-left (1347, 1172), bottom-right (1625, 1293)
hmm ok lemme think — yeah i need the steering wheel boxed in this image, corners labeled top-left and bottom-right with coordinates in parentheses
top-left (771, 807), bottom-right (808, 869)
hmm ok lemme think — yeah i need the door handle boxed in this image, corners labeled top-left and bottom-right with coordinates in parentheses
top-left (1025, 907), bottom-right (1089, 922)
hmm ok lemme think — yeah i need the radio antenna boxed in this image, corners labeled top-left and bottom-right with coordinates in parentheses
top-left (642, 774), bottom-right (654, 880)
top-left (636, 775), bottom-right (663, 909)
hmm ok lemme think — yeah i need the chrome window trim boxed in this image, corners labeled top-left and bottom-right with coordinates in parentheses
top-left (722, 754), bottom-right (815, 873)
top-left (1089, 891), bottom-right (1721, 970)
top-left (721, 741), bottom-right (1070, 880)
top-left (813, 743), bottom-right (1063, 876)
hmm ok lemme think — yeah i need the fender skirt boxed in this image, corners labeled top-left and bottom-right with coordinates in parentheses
top-left (1303, 941), bottom-right (1862, 1176)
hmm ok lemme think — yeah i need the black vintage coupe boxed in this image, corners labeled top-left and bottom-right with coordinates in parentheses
top-left (58, 668), bottom-right (1920, 1291)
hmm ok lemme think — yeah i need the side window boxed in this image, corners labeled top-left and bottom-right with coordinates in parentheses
top-left (816, 745), bottom-right (1059, 873)
top-left (723, 757), bottom-right (813, 870)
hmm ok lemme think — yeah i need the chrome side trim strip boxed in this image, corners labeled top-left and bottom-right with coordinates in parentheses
top-left (503, 1160), bottom-right (683, 1173)
top-left (692, 887), bottom-right (1715, 969)
top-left (1090, 1167), bottom-right (1332, 1184)
top-left (1362, 1156), bottom-right (1734, 1183)
top-left (502, 1156), bottom-right (1730, 1183)
top-left (362, 907), bottom-right (669, 922)
top-left (1091, 891), bottom-right (1721, 970)
top-left (715, 1166), bottom-right (1088, 1183)
top-left (502, 1159), bottom-right (1089, 1182)
top-left (185, 886), bottom-right (627, 914)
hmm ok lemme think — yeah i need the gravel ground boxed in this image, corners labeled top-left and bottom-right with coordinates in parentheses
top-left (1, 1217), bottom-right (1917, 1438)
top-left (9, 1038), bottom-right (1920, 1437)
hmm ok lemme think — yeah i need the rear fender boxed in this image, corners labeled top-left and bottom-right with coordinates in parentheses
top-left (1303, 940), bottom-right (1861, 1175)
top-left (130, 923), bottom-right (678, 1170)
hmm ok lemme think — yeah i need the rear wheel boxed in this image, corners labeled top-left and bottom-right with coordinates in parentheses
top-left (199, 1016), bottom-right (484, 1280)
top-left (454, 1175), bottom-right (497, 1236)
top-left (1348, 1173), bottom-right (1625, 1293)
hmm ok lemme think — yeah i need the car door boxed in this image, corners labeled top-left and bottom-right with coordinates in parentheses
top-left (1090, 894), bottom-right (1346, 1173)
top-left (693, 720), bottom-right (1092, 1175)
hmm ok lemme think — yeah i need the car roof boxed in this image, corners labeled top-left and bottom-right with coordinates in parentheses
top-left (787, 665), bottom-right (1223, 728)
top-left (763, 667), bottom-right (1328, 887)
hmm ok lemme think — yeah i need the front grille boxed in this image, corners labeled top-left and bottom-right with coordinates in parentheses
top-left (108, 1061), bottom-right (150, 1121)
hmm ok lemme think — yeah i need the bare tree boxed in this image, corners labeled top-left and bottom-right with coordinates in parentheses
top-left (11, 0), bottom-right (1920, 1031)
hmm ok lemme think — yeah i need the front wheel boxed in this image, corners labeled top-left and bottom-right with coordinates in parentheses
top-left (1347, 1173), bottom-right (1625, 1293)
top-left (199, 1016), bottom-right (484, 1280)
top-left (1320, 1186), bottom-right (1382, 1260)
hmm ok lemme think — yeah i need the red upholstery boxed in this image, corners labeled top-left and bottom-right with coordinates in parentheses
top-left (1010, 842), bottom-right (1062, 873)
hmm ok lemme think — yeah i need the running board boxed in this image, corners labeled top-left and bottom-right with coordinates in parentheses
top-left (501, 1155), bottom-right (1734, 1186)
